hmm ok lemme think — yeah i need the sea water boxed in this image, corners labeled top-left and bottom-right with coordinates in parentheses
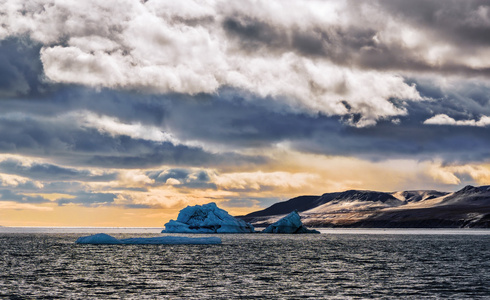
top-left (0, 228), bottom-right (488, 299)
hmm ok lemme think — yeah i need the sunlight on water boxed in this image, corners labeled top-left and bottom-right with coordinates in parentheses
top-left (0, 231), bottom-right (488, 299)
top-left (0, 227), bottom-right (164, 234)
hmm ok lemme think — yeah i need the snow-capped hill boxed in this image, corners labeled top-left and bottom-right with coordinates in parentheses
top-left (239, 186), bottom-right (490, 228)
top-left (306, 191), bottom-right (404, 214)
top-left (321, 190), bottom-right (400, 204)
top-left (439, 185), bottom-right (490, 206)
top-left (243, 195), bottom-right (322, 218)
top-left (391, 190), bottom-right (449, 203)
top-left (458, 185), bottom-right (490, 194)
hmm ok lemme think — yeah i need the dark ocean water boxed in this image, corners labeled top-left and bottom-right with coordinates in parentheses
top-left (0, 229), bottom-right (489, 299)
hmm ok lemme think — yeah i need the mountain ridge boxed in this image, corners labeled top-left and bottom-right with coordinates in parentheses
top-left (238, 185), bottom-right (490, 228)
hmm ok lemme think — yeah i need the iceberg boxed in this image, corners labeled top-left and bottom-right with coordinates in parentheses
top-left (76, 233), bottom-right (122, 244)
top-left (262, 210), bottom-right (320, 234)
top-left (162, 202), bottom-right (255, 233)
top-left (75, 233), bottom-right (221, 245)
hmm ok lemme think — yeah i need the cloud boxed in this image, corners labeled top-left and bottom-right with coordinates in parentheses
top-left (0, 189), bottom-right (48, 203)
top-left (57, 192), bottom-right (117, 206)
top-left (2, 80), bottom-right (489, 165)
top-left (379, 0), bottom-right (490, 48)
top-left (426, 164), bottom-right (462, 185)
top-left (3, 0), bottom-right (489, 127)
top-left (0, 0), bottom-right (432, 125)
top-left (2, 0), bottom-right (490, 220)
top-left (0, 201), bottom-right (52, 211)
top-left (448, 164), bottom-right (490, 185)
top-left (424, 114), bottom-right (490, 127)
top-left (0, 173), bottom-right (43, 189)
top-left (148, 168), bottom-right (217, 190)
top-left (117, 170), bottom-right (154, 189)
top-left (221, 0), bottom-right (490, 79)
top-left (1, 75), bottom-right (490, 166)
top-left (68, 110), bottom-right (180, 144)
top-left (213, 171), bottom-right (318, 192)
top-left (0, 97), bottom-right (269, 169)
top-left (425, 162), bottom-right (490, 186)
top-left (0, 37), bottom-right (50, 98)
top-left (0, 157), bottom-right (117, 181)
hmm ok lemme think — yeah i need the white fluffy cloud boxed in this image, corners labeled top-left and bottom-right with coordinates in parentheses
top-left (3, 0), bottom-right (490, 126)
top-left (69, 111), bottom-right (178, 143)
top-left (0, 0), bottom-right (432, 126)
top-left (424, 114), bottom-right (490, 127)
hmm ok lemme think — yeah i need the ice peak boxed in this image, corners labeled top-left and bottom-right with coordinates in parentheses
top-left (163, 202), bottom-right (255, 233)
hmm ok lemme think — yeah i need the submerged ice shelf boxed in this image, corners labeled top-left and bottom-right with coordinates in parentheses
top-left (162, 202), bottom-right (255, 233)
top-left (75, 233), bottom-right (222, 245)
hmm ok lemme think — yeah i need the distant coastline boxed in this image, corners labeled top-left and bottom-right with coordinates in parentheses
top-left (239, 185), bottom-right (490, 229)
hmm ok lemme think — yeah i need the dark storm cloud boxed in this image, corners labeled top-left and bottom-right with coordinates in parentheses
top-left (223, 17), bottom-right (291, 53)
top-left (1, 67), bottom-right (490, 168)
top-left (0, 37), bottom-right (54, 98)
top-left (223, 15), bottom-right (377, 62)
top-left (223, 2), bottom-right (490, 77)
top-left (1, 0), bottom-right (488, 130)
top-left (0, 189), bottom-right (47, 203)
top-left (294, 114), bottom-right (490, 163)
top-left (160, 84), bottom-right (490, 163)
top-left (4, 81), bottom-right (490, 166)
top-left (40, 181), bottom-right (86, 193)
top-left (0, 88), bottom-right (268, 169)
top-left (0, 159), bottom-right (116, 181)
top-left (378, 0), bottom-right (490, 47)
top-left (85, 142), bottom-right (265, 169)
top-left (0, 113), bottom-right (114, 157)
top-left (0, 24), bottom-right (488, 167)
top-left (164, 88), bottom-right (341, 149)
top-left (287, 80), bottom-right (490, 163)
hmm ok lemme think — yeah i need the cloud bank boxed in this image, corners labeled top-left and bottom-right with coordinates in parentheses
top-left (0, 0), bottom-right (457, 125)
top-left (424, 114), bottom-right (490, 127)
top-left (1, 1), bottom-right (490, 224)
top-left (2, 0), bottom-right (490, 126)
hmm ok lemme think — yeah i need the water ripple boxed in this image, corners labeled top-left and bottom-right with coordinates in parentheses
top-left (0, 233), bottom-right (488, 299)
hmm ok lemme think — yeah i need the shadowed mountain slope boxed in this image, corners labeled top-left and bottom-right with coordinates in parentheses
top-left (238, 186), bottom-right (489, 228)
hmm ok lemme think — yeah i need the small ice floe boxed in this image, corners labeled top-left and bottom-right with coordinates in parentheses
top-left (262, 210), bottom-right (319, 234)
top-left (76, 233), bottom-right (122, 244)
top-left (162, 202), bottom-right (255, 233)
top-left (75, 233), bottom-right (221, 245)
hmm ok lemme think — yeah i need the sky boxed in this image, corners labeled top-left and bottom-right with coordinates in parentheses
top-left (1, 0), bottom-right (490, 226)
